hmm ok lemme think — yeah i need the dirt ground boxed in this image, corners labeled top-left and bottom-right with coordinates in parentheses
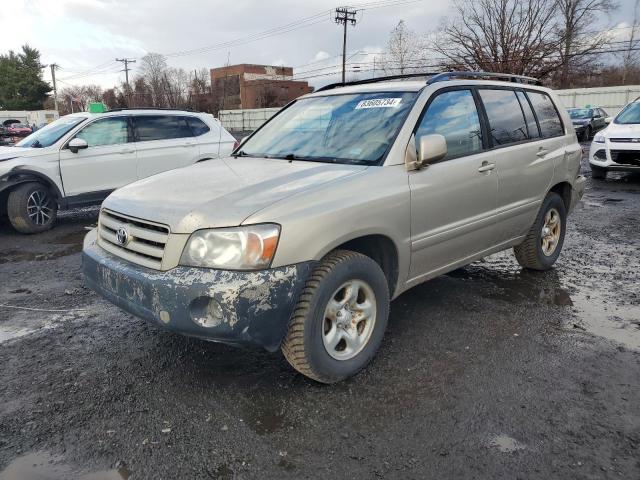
top-left (0, 147), bottom-right (638, 479)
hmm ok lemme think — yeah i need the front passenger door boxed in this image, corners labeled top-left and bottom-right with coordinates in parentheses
top-left (59, 116), bottom-right (136, 196)
top-left (408, 89), bottom-right (499, 281)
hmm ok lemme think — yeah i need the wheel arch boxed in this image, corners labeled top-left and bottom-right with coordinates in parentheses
top-left (331, 234), bottom-right (400, 298)
top-left (0, 168), bottom-right (63, 203)
top-left (549, 181), bottom-right (572, 211)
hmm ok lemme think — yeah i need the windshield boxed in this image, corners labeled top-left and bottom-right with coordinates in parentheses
top-left (237, 91), bottom-right (418, 164)
top-left (16, 116), bottom-right (87, 148)
top-left (614, 102), bottom-right (640, 124)
top-left (568, 108), bottom-right (593, 120)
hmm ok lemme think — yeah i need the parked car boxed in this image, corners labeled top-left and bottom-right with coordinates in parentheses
top-left (5, 123), bottom-right (33, 137)
top-left (83, 72), bottom-right (585, 383)
top-left (567, 107), bottom-right (608, 141)
top-left (0, 109), bottom-right (236, 233)
top-left (589, 99), bottom-right (640, 179)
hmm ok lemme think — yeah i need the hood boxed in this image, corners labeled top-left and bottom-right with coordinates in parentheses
top-left (0, 146), bottom-right (31, 162)
top-left (601, 122), bottom-right (640, 137)
top-left (103, 157), bottom-right (367, 233)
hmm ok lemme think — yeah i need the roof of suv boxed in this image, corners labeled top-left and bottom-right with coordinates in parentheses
top-left (65, 109), bottom-right (206, 119)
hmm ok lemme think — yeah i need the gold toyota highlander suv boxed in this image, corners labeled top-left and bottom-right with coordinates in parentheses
top-left (83, 72), bottom-right (585, 383)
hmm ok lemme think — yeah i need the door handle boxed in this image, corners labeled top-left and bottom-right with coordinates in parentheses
top-left (478, 161), bottom-right (495, 173)
top-left (184, 142), bottom-right (197, 147)
top-left (119, 148), bottom-right (135, 154)
top-left (537, 148), bottom-right (550, 158)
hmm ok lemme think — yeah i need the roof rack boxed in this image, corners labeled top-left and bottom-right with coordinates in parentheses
top-left (107, 107), bottom-right (197, 113)
top-left (315, 72), bottom-right (441, 92)
top-left (315, 70), bottom-right (541, 92)
top-left (426, 71), bottom-right (542, 86)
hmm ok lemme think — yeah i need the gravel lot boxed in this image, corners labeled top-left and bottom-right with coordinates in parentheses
top-left (0, 147), bottom-right (638, 479)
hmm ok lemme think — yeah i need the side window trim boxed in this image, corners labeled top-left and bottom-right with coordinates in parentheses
top-left (412, 85), bottom-right (487, 163)
top-left (515, 89), bottom-right (542, 139)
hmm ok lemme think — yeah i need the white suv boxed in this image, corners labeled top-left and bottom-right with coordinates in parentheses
top-left (589, 99), bottom-right (640, 179)
top-left (0, 109), bottom-right (236, 233)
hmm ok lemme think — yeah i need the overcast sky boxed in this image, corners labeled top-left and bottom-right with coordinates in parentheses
top-left (0, 0), bottom-right (637, 90)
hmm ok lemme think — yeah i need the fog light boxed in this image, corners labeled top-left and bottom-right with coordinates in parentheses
top-left (190, 297), bottom-right (224, 328)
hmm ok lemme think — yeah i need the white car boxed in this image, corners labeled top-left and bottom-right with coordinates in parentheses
top-left (589, 100), bottom-right (640, 179)
top-left (0, 109), bottom-right (236, 233)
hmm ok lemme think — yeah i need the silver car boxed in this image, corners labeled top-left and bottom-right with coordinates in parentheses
top-left (83, 72), bottom-right (585, 383)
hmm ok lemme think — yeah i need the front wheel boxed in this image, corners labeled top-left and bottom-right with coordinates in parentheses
top-left (281, 250), bottom-right (390, 384)
top-left (514, 192), bottom-right (567, 271)
top-left (7, 182), bottom-right (58, 234)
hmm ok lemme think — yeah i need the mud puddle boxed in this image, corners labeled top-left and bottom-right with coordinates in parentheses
top-left (450, 254), bottom-right (640, 351)
top-left (0, 452), bottom-right (129, 480)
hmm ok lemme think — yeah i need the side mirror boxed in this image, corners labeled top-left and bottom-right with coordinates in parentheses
top-left (418, 134), bottom-right (447, 166)
top-left (605, 117), bottom-right (613, 124)
top-left (68, 138), bottom-right (88, 154)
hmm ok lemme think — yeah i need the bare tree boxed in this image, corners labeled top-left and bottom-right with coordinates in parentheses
top-left (432, 0), bottom-right (562, 78)
top-left (622, 0), bottom-right (640, 84)
top-left (138, 53), bottom-right (169, 106)
top-left (58, 84), bottom-right (103, 115)
top-left (555, 0), bottom-right (618, 88)
top-left (382, 20), bottom-right (426, 74)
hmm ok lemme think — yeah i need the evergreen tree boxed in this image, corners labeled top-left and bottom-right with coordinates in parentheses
top-left (0, 45), bottom-right (51, 110)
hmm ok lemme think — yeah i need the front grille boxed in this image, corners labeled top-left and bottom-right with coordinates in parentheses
top-left (98, 209), bottom-right (169, 269)
top-left (610, 150), bottom-right (640, 167)
top-left (609, 138), bottom-right (640, 143)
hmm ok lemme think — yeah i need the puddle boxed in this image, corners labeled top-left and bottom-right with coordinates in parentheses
top-left (449, 256), bottom-right (640, 351)
top-left (53, 228), bottom-right (90, 246)
top-left (488, 434), bottom-right (526, 453)
top-left (241, 401), bottom-right (286, 435)
top-left (0, 452), bottom-right (130, 480)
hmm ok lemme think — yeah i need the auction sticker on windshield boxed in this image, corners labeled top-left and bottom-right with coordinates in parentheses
top-left (355, 98), bottom-right (402, 109)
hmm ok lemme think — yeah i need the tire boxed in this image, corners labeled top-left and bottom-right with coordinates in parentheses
top-left (581, 126), bottom-right (591, 142)
top-left (281, 250), bottom-right (390, 384)
top-left (7, 182), bottom-right (58, 234)
top-left (514, 192), bottom-right (567, 271)
top-left (591, 165), bottom-right (606, 179)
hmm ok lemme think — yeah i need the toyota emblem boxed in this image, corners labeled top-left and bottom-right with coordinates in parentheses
top-left (116, 227), bottom-right (130, 246)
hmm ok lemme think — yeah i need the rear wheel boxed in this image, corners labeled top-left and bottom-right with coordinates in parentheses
top-left (281, 250), bottom-right (390, 383)
top-left (591, 165), bottom-right (607, 179)
top-left (7, 182), bottom-right (58, 234)
top-left (514, 192), bottom-right (566, 271)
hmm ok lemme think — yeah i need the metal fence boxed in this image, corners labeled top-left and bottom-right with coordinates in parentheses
top-left (219, 108), bottom-right (280, 132)
top-left (219, 85), bottom-right (640, 132)
top-left (555, 85), bottom-right (640, 116)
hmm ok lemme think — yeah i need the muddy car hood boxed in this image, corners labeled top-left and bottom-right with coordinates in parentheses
top-left (103, 157), bottom-right (367, 233)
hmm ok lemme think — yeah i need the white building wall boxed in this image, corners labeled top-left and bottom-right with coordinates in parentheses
top-left (219, 107), bottom-right (280, 132)
top-left (0, 110), bottom-right (59, 126)
top-left (555, 86), bottom-right (640, 116)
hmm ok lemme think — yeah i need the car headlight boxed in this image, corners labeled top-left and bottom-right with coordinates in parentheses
top-left (594, 134), bottom-right (605, 143)
top-left (180, 224), bottom-right (280, 270)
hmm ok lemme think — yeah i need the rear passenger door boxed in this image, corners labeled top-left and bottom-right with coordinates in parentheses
top-left (133, 115), bottom-right (198, 179)
top-left (408, 88), bottom-right (499, 280)
top-left (477, 88), bottom-right (559, 241)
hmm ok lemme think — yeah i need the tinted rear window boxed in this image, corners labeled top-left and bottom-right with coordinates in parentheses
top-left (516, 91), bottom-right (540, 139)
top-left (527, 92), bottom-right (564, 138)
top-left (186, 117), bottom-right (210, 136)
top-left (135, 115), bottom-right (193, 141)
top-left (479, 89), bottom-right (528, 146)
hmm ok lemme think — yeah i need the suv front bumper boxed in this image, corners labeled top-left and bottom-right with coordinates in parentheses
top-left (82, 229), bottom-right (313, 351)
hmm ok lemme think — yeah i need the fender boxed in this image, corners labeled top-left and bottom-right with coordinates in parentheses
top-left (0, 167), bottom-right (64, 201)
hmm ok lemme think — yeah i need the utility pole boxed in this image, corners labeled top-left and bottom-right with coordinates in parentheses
top-left (335, 7), bottom-right (357, 84)
top-left (116, 58), bottom-right (136, 106)
top-left (50, 64), bottom-right (59, 112)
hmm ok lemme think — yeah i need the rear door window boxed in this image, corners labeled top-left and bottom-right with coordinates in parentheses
top-left (478, 89), bottom-right (528, 146)
top-left (186, 117), bottom-right (211, 136)
top-left (74, 117), bottom-right (130, 147)
top-left (526, 92), bottom-right (564, 138)
top-left (134, 115), bottom-right (193, 141)
top-left (416, 89), bottom-right (483, 160)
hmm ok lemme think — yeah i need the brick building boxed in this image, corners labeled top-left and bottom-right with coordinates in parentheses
top-left (210, 64), bottom-right (313, 111)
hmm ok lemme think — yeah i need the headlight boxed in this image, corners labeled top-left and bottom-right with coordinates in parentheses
top-left (180, 224), bottom-right (280, 270)
top-left (594, 134), bottom-right (605, 143)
